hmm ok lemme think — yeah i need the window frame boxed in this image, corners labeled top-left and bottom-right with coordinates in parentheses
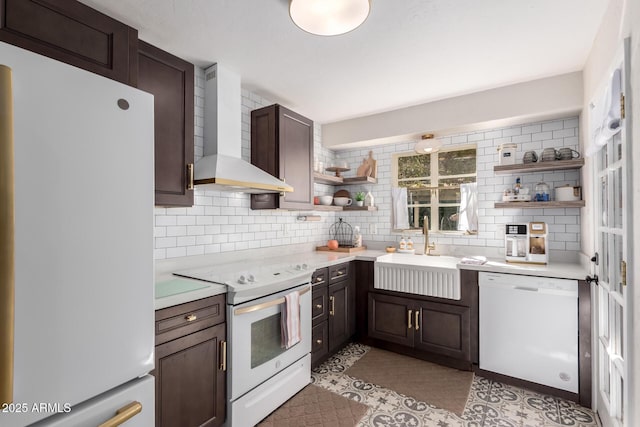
top-left (391, 144), bottom-right (478, 234)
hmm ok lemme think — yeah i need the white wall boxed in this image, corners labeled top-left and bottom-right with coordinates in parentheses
top-left (322, 72), bottom-right (583, 149)
top-left (332, 117), bottom-right (582, 258)
top-left (153, 73), bottom-right (583, 261)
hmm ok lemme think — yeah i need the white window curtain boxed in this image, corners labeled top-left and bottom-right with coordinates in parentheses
top-left (457, 182), bottom-right (478, 232)
top-left (391, 187), bottom-right (410, 230)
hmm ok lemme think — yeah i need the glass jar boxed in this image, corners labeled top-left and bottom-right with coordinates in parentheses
top-left (535, 182), bottom-right (550, 201)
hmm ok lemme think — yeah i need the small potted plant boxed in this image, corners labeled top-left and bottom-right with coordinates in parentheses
top-left (355, 191), bottom-right (365, 207)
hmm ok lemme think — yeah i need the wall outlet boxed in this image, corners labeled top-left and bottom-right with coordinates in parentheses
top-left (369, 223), bottom-right (377, 235)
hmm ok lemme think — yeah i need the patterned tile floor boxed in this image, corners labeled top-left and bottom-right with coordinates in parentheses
top-left (311, 343), bottom-right (599, 427)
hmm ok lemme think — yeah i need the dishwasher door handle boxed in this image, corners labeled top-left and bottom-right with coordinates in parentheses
top-left (513, 286), bottom-right (539, 292)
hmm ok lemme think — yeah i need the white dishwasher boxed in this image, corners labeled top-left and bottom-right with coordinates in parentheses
top-left (479, 272), bottom-right (579, 393)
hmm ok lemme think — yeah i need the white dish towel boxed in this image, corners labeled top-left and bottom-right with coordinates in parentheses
top-left (391, 187), bottom-right (410, 230)
top-left (281, 291), bottom-right (301, 349)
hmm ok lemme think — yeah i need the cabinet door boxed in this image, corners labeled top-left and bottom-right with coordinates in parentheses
top-left (413, 300), bottom-right (470, 362)
top-left (154, 323), bottom-right (226, 427)
top-left (311, 285), bottom-right (328, 323)
top-left (278, 106), bottom-right (313, 209)
top-left (311, 320), bottom-right (329, 367)
top-left (138, 40), bottom-right (194, 207)
top-left (328, 281), bottom-right (349, 353)
top-left (0, 0), bottom-right (138, 85)
top-left (250, 104), bottom-right (313, 210)
top-left (354, 261), bottom-right (374, 340)
top-left (368, 292), bottom-right (414, 347)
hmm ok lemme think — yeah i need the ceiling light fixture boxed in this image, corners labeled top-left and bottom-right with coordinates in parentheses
top-left (289, 0), bottom-right (371, 36)
top-left (414, 134), bottom-right (441, 154)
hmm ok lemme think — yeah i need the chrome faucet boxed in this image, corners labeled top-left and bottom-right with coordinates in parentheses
top-left (423, 215), bottom-right (436, 255)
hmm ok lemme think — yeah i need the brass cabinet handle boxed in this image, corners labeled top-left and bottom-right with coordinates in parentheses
top-left (329, 296), bottom-right (335, 316)
top-left (408, 310), bottom-right (413, 329)
top-left (337, 270), bottom-right (344, 276)
top-left (219, 341), bottom-right (227, 371)
top-left (315, 304), bottom-right (323, 309)
top-left (316, 339), bottom-right (322, 345)
top-left (415, 310), bottom-right (420, 331)
top-left (98, 401), bottom-right (142, 427)
top-left (185, 314), bottom-right (197, 322)
top-left (316, 276), bottom-right (323, 282)
top-left (187, 163), bottom-right (194, 190)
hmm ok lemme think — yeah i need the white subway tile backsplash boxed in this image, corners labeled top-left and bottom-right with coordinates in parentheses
top-left (153, 80), bottom-right (581, 259)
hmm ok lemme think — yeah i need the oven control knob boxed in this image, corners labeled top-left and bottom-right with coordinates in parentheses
top-left (247, 274), bottom-right (255, 282)
top-left (238, 275), bottom-right (247, 284)
top-left (295, 264), bottom-right (302, 270)
top-left (302, 263), bottom-right (308, 270)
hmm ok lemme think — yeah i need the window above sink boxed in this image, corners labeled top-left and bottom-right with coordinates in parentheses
top-left (392, 145), bottom-right (478, 234)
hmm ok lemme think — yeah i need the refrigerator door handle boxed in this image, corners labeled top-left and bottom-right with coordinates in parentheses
top-left (0, 64), bottom-right (15, 407)
top-left (98, 401), bottom-right (143, 427)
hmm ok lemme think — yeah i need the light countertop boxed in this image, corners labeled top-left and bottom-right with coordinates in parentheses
top-left (457, 258), bottom-right (589, 281)
top-left (155, 274), bottom-right (227, 310)
top-left (154, 246), bottom-right (588, 310)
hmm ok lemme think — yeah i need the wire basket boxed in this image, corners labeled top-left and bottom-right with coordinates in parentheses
top-left (330, 218), bottom-right (353, 247)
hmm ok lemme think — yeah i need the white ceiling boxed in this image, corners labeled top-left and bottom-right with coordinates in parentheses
top-left (80, 0), bottom-right (608, 124)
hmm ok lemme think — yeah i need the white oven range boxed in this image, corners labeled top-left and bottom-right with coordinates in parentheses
top-left (175, 261), bottom-right (313, 426)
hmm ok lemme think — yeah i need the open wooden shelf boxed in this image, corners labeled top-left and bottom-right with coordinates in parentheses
top-left (493, 158), bottom-right (584, 174)
top-left (494, 200), bottom-right (585, 209)
top-left (343, 205), bottom-right (378, 211)
top-left (343, 176), bottom-right (377, 184)
top-left (313, 205), bottom-right (378, 212)
top-left (313, 172), bottom-right (377, 185)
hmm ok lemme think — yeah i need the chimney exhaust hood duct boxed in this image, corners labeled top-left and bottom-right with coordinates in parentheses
top-left (193, 64), bottom-right (293, 194)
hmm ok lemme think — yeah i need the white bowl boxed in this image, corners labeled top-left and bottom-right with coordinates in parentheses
top-left (318, 195), bottom-right (333, 205)
top-left (333, 197), bottom-right (352, 207)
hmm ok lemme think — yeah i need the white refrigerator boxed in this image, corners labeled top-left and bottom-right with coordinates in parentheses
top-left (0, 42), bottom-right (155, 426)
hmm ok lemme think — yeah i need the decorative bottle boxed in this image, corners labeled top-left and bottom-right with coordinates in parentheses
top-left (399, 236), bottom-right (406, 250)
top-left (353, 226), bottom-right (362, 248)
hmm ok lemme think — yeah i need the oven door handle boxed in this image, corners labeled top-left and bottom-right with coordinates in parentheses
top-left (234, 286), bottom-right (310, 315)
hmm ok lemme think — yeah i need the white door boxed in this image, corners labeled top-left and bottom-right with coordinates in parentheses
top-left (592, 39), bottom-right (632, 427)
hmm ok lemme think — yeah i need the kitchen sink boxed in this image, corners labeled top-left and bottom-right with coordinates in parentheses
top-left (374, 253), bottom-right (461, 300)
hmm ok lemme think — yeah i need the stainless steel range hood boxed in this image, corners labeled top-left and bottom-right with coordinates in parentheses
top-left (194, 64), bottom-right (293, 194)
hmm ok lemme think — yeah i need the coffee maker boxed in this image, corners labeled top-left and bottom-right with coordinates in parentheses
top-left (504, 222), bottom-right (548, 264)
top-left (527, 222), bottom-right (548, 264)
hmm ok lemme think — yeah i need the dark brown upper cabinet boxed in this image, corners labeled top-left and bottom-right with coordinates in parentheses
top-left (138, 41), bottom-right (194, 207)
top-left (250, 104), bottom-right (314, 210)
top-left (0, 0), bottom-right (138, 86)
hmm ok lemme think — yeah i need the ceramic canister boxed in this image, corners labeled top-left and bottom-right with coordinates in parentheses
top-left (555, 185), bottom-right (581, 201)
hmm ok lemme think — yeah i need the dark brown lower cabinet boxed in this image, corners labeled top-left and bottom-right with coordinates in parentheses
top-left (154, 295), bottom-right (226, 427)
top-left (368, 292), bottom-right (471, 364)
top-left (413, 300), bottom-right (470, 361)
top-left (328, 280), bottom-right (353, 353)
top-left (311, 321), bottom-right (329, 364)
top-left (155, 324), bottom-right (226, 427)
top-left (311, 263), bottom-right (355, 367)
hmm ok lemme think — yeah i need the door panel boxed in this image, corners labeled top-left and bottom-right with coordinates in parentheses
top-left (593, 40), bottom-right (631, 427)
top-left (414, 300), bottom-right (470, 361)
top-left (155, 324), bottom-right (225, 427)
top-left (328, 281), bottom-right (348, 353)
top-left (367, 293), bottom-right (413, 346)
